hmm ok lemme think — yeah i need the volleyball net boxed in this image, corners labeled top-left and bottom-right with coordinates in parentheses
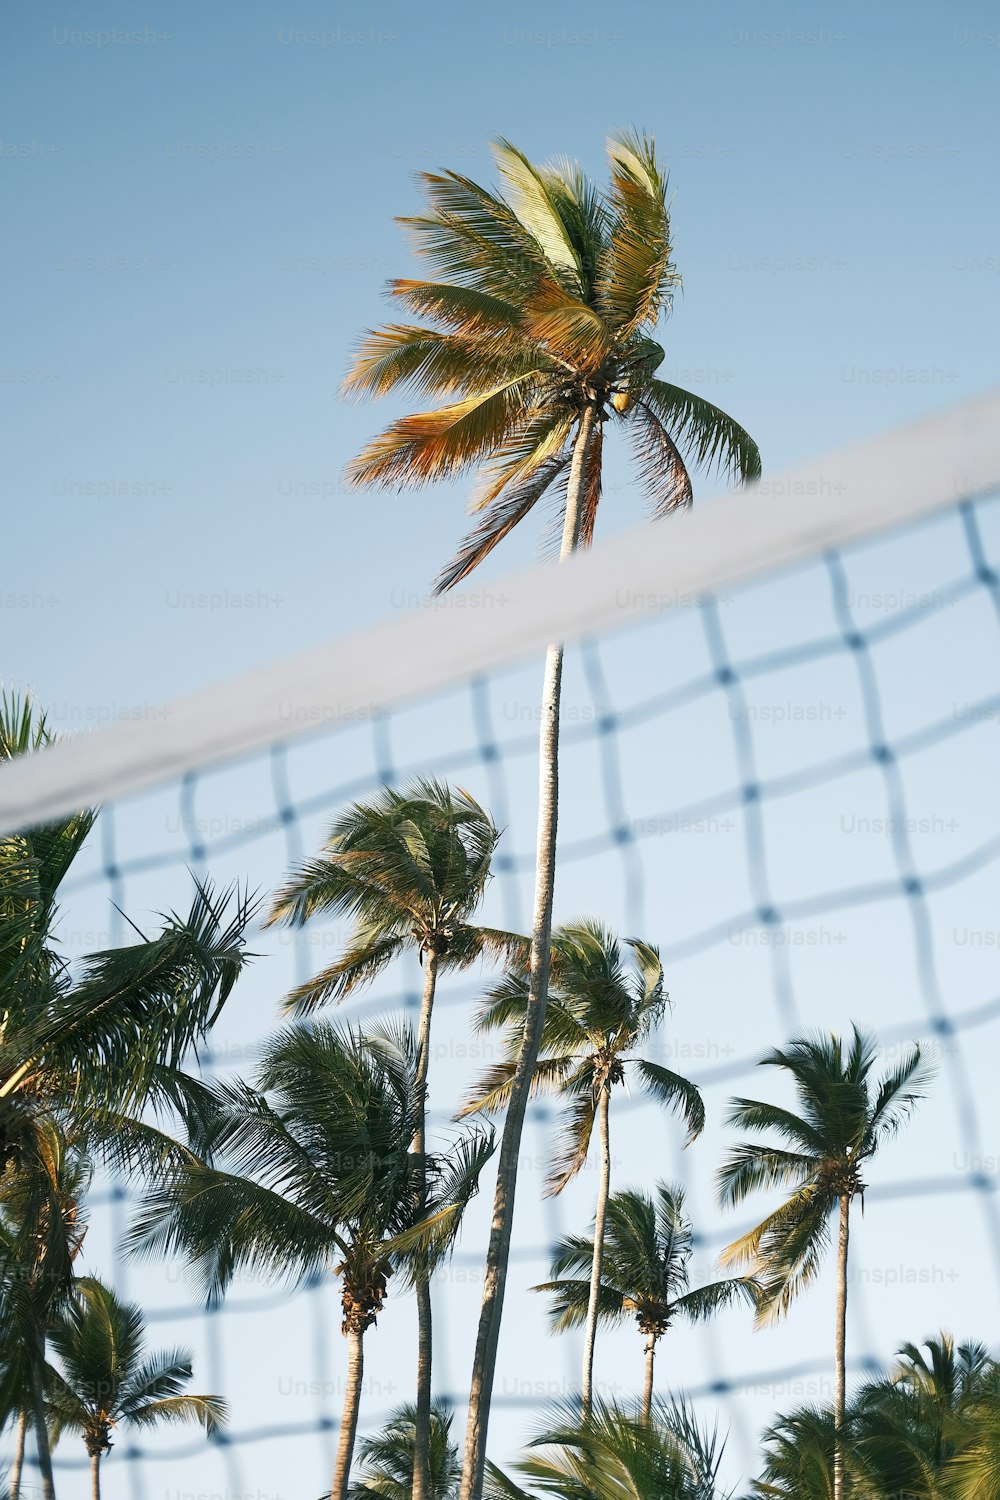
top-left (4, 390), bottom-right (1000, 1499)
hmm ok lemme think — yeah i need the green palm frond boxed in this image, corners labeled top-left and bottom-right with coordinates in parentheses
top-left (544, 1088), bottom-right (597, 1196)
top-left (281, 934), bottom-right (408, 1016)
top-left (492, 139), bottom-right (585, 291)
top-left (865, 1044), bottom-right (933, 1150)
top-left (458, 1056), bottom-right (576, 1119)
top-left (627, 398), bottom-right (694, 516)
top-left (513, 1397), bottom-right (728, 1500)
top-left (671, 1277), bottom-right (760, 1323)
top-left (599, 129), bottom-right (678, 338)
top-left (531, 1277), bottom-right (627, 1333)
top-left (716, 1144), bottom-right (816, 1209)
top-left (433, 451), bottom-right (571, 594)
top-left (642, 380), bottom-right (761, 486)
top-left (633, 1060), bottom-right (705, 1145)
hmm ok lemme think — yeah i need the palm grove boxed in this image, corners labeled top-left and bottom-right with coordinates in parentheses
top-left (0, 133), bottom-right (986, 1500)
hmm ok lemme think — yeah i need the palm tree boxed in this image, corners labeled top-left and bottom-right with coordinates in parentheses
top-left (463, 921), bottom-right (703, 1413)
top-left (45, 1276), bottom-right (225, 1500)
top-left (484, 1397), bottom-right (729, 1500)
top-left (717, 1026), bottom-right (931, 1500)
top-left (342, 133), bottom-right (761, 1500)
top-left (128, 1022), bottom-right (493, 1500)
top-left (534, 1184), bottom-right (758, 1419)
top-left (267, 780), bottom-right (522, 1500)
top-left (0, 1119), bottom-right (91, 1500)
top-left (349, 1401), bottom-right (460, 1500)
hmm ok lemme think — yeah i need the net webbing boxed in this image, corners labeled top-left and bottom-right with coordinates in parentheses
top-left (10, 491), bottom-right (1000, 1498)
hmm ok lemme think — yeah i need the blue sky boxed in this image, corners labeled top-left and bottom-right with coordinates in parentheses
top-left (3, 2), bottom-right (1000, 1497)
top-left (5, 0), bottom-right (1000, 718)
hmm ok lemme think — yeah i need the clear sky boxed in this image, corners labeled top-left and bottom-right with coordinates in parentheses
top-left (3, 2), bottom-right (1000, 1497)
top-left (4, 0), bottom-right (1000, 720)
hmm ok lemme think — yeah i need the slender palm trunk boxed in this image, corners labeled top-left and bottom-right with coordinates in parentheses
top-left (412, 947), bottom-right (440, 1500)
top-left (581, 1085), bottom-right (612, 1415)
top-left (458, 402), bottom-right (598, 1500)
top-left (30, 1347), bottom-right (57, 1500)
top-left (91, 1452), bottom-right (101, 1500)
top-left (331, 1327), bottom-right (366, 1500)
top-left (642, 1337), bottom-right (657, 1422)
top-left (10, 1407), bottom-right (27, 1498)
top-left (833, 1193), bottom-right (850, 1500)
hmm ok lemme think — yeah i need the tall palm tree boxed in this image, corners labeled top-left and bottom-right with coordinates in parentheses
top-left (46, 1276), bottom-right (225, 1500)
top-left (128, 1022), bottom-right (493, 1500)
top-left (484, 1397), bottom-right (729, 1500)
top-left (267, 779), bottom-right (521, 1500)
top-left (717, 1026), bottom-right (931, 1500)
top-left (342, 133), bottom-right (761, 1500)
top-left (349, 1401), bottom-right (461, 1500)
top-left (463, 921), bottom-right (703, 1413)
top-left (534, 1184), bottom-right (758, 1419)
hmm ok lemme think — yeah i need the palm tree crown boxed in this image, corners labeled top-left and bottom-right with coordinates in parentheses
top-left (349, 1401), bottom-right (461, 1500)
top-left (463, 920), bottom-right (703, 1190)
top-left (128, 1022), bottom-right (492, 1500)
top-left (534, 1184), bottom-right (758, 1417)
top-left (47, 1277), bottom-right (224, 1497)
top-left (485, 1398), bottom-right (729, 1500)
top-left (342, 132), bottom-right (761, 591)
top-left (717, 1025), bottom-right (930, 1319)
top-left (267, 779), bottom-right (520, 1014)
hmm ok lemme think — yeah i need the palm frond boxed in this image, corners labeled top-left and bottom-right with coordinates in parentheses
top-left (642, 380), bottom-right (762, 486)
top-left (599, 129), bottom-right (678, 337)
top-left (627, 398), bottom-right (694, 517)
top-left (345, 375), bottom-right (544, 490)
top-left (633, 1059), bottom-right (705, 1145)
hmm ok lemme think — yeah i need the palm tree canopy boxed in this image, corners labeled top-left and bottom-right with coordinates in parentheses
top-left (1, 692), bottom-right (257, 1193)
top-left (462, 920), bottom-right (703, 1192)
top-left (749, 1332), bottom-right (1000, 1500)
top-left (127, 1022), bottom-right (493, 1314)
top-left (342, 133), bottom-right (761, 591)
top-left (266, 779), bottom-right (525, 1015)
top-left (717, 1026), bottom-right (931, 1323)
top-left (349, 1401), bottom-right (461, 1500)
top-left (534, 1183), bottom-right (757, 1338)
top-left (485, 1398), bottom-right (729, 1500)
top-left (46, 1277), bottom-right (225, 1456)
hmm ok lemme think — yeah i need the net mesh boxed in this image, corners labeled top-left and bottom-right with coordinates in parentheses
top-left (8, 488), bottom-right (1000, 1499)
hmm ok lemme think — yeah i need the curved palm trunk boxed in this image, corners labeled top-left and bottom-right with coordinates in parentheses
top-left (833, 1193), bottom-right (850, 1500)
top-left (412, 947), bottom-right (441, 1500)
top-left (581, 1085), bottom-right (612, 1415)
top-left (91, 1452), bottom-right (101, 1500)
top-left (30, 1337), bottom-right (56, 1500)
top-left (331, 1327), bottom-right (366, 1500)
top-left (10, 1407), bottom-right (27, 1499)
top-left (458, 403), bottom-right (598, 1500)
top-left (641, 1336), bottom-right (657, 1422)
